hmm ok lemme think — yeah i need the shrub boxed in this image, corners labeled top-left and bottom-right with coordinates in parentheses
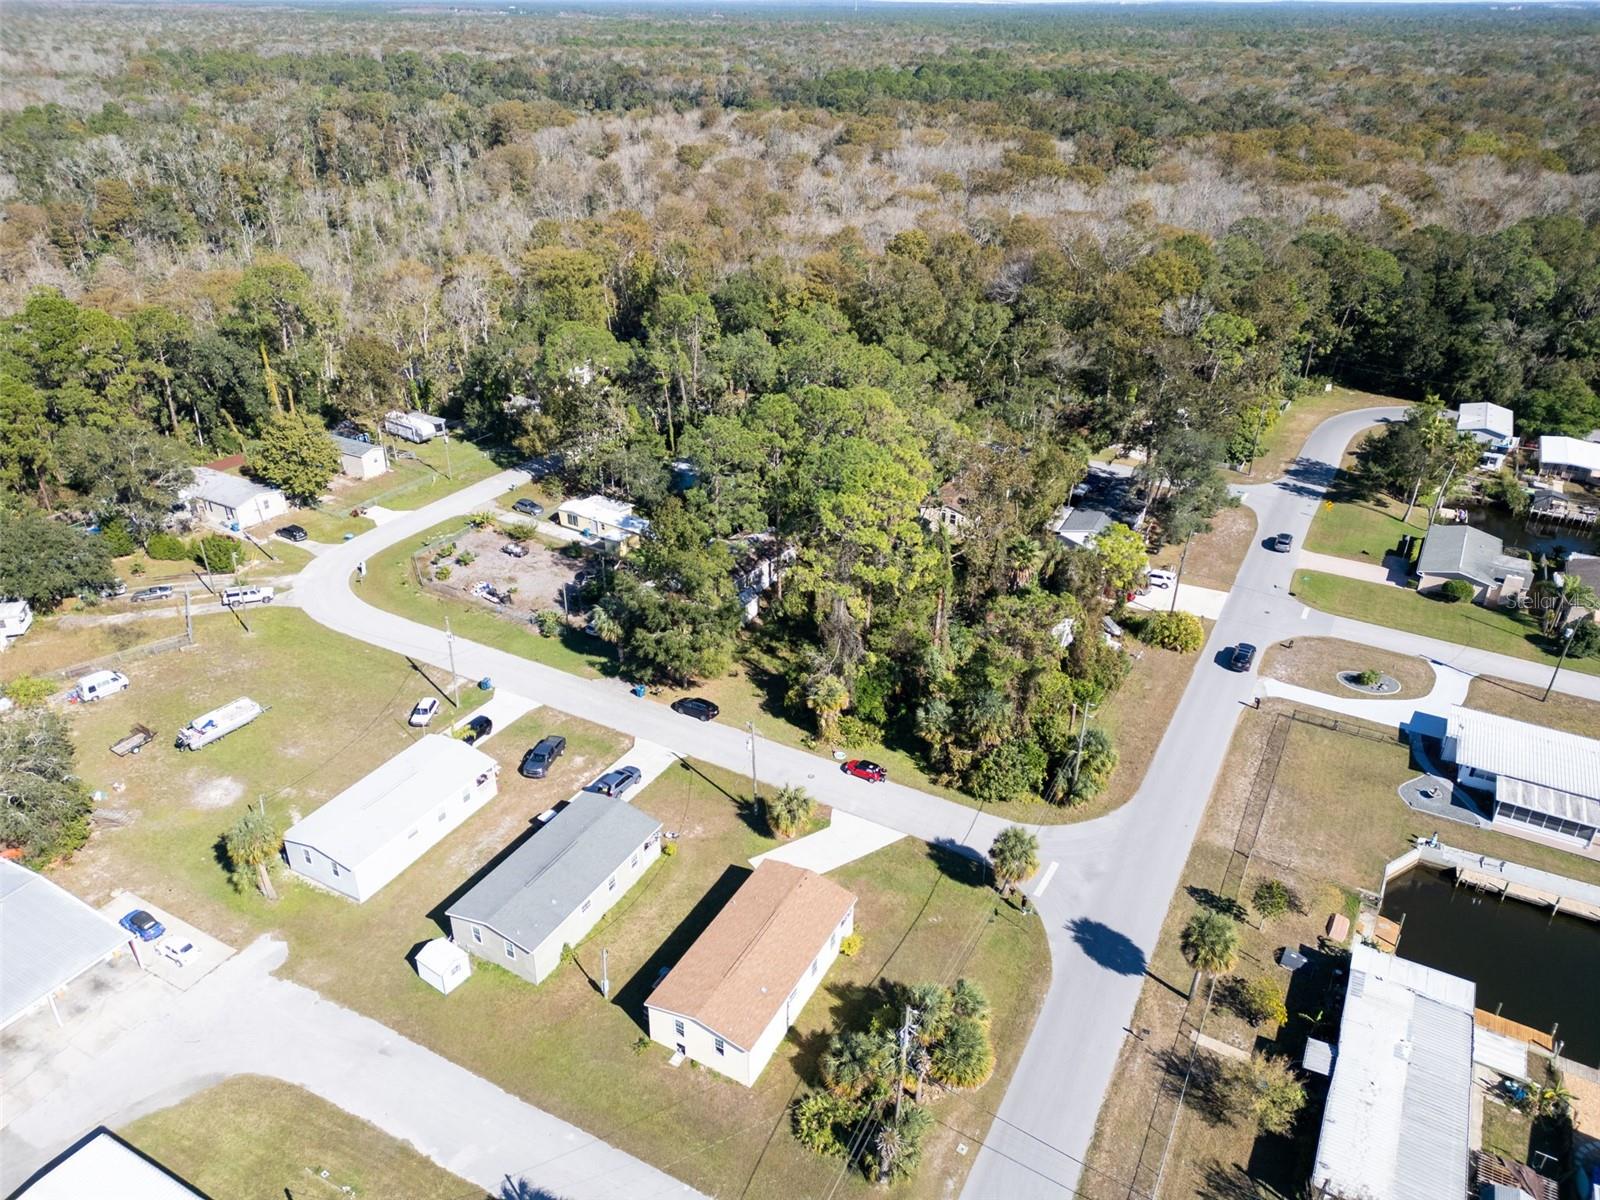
top-left (839, 932), bottom-right (864, 958)
top-left (929, 1015), bottom-right (995, 1088)
top-left (434, 566), bottom-right (451, 581)
top-left (146, 532), bottom-right (191, 561)
top-left (792, 1092), bottom-right (858, 1158)
top-left (195, 534), bottom-right (244, 572)
top-left (1138, 610), bottom-right (1205, 653)
top-left (466, 512), bottom-right (495, 529)
top-left (1236, 976), bottom-right (1289, 1027)
top-left (1440, 578), bottom-right (1476, 603)
top-left (1251, 879), bottom-right (1296, 924)
top-left (632, 1035), bottom-right (651, 1055)
top-left (661, 839), bottom-right (678, 857)
top-left (1355, 668), bottom-right (1383, 687)
top-left (950, 978), bottom-right (990, 1022)
top-left (98, 518), bottom-right (136, 558)
top-left (456, 550), bottom-right (477, 566)
top-left (3, 676), bottom-right (56, 708)
top-left (533, 610), bottom-right (563, 637)
top-left (1225, 1053), bottom-right (1306, 1134)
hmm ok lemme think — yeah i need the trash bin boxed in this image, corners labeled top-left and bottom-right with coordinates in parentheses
top-left (478, 677), bottom-right (493, 691)
top-left (631, 684), bottom-right (647, 698)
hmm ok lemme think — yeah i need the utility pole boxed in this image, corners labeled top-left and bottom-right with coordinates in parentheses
top-left (445, 616), bottom-right (460, 716)
top-left (1070, 699), bottom-right (1098, 794)
top-left (893, 1005), bottom-right (918, 1129)
top-left (184, 590), bottom-right (193, 643)
top-left (197, 538), bottom-right (214, 590)
top-left (746, 722), bottom-right (760, 807)
top-left (601, 947), bottom-right (610, 999)
top-left (1542, 622), bottom-right (1576, 702)
top-left (1169, 531), bottom-right (1194, 614)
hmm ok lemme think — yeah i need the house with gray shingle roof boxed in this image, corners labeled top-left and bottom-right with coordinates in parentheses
top-left (1414, 525), bottom-right (1532, 605)
top-left (446, 793), bottom-right (662, 985)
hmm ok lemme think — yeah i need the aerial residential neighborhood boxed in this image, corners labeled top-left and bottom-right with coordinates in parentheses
top-left (3, 5), bottom-right (1600, 1200)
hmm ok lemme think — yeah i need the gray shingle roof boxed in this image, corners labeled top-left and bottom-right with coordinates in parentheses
top-left (1416, 525), bottom-right (1529, 587)
top-left (329, 434), bottom-right (380, 457)
top-left (0, 860), bottom-right (128, 1029)
top-left (447, 794), bottom-right (661, 952)
top-left (183, 467), bottom-right (282, 511)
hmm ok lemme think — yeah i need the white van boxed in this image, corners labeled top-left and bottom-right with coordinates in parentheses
top-left (221, 586), bottom-right (275, 608)
top-left (76, 670), bottom-right (130, 702)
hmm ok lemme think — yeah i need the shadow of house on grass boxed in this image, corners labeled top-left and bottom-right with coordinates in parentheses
top-left (1067, 917), bottom-right (1147, 977)
top-left (614, 863), bottom-right (752, 1032)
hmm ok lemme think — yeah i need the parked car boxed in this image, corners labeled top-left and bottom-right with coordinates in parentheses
top-left (842, 759), bottom-right (888, 783)
top-left (670, 697), bottom-right (720, 722)
top-left (1229, 643), bottom-right (1258, 672)
top-left (1145, 569), bottom-right (1177, 590)
top-left (408, 697), bottom-right (440, 726)
top-left (119, 909), bottom-right (165, 942)
top-left (512, 498), bottom-right (545, 518)
top-left (502, 542), bottom-right (529, 558)
top-left (130, 585), bottom-right (174, 604)
top-left (460, 714), bottom-right (493, 745)
top-left (519, 735), bottom-right (567, 778)
top-left (589, 765), bottom-right (643, 797)
top-left (1271, 532), bottom-right (1294, 553)
top-left (276, 524), bottom-right (309, 543)
top-left (75, 670), bottom-right (130, 703)
top-left (99, 581), bottom-right (128, 599)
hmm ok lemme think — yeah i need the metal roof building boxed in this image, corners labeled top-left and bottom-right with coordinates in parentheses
top-left (15, 1129), bottom-right (209, 1199)
top-left (446, 792), bottom-right (662, 985)
top-left (1311, 944), bottom-right (1475, 1200)
top-left (1444, 706), bottom-right (1600, 848)
top-left (0, 860), bottom-right (128, 1030)
top-left (283, 735), bottom-right (500, 903)
top-left (1456, 402), bottom-right (1514, 446)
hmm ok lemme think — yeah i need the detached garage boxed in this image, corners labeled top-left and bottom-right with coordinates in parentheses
top-left (284, 735), bottom-right (499, 903)
top-left (0, 860), bottom-right (129, 1031)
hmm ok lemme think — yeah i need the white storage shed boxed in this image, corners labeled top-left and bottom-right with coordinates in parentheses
top-left (415, 937), bottom-right (472, 995)
top-left (284, 735), bottom-right (499, 903)
top-left (329, 434), bottom-right (388, 480)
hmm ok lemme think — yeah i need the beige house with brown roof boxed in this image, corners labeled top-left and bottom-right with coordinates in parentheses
top-left (645, 860), bottom-right (855, 1087)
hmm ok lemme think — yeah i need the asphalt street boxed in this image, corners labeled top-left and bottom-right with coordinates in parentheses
top-left (289, 407), bottom-right (1597, 1199)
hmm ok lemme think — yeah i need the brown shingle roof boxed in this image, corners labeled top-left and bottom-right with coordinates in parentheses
top-left (647, 861), bottom-right (855, 1050)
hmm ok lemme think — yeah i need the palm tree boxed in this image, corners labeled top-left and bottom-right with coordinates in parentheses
top-left (225, 805), bottom-right (283, 900)
top-left (988, 826), bottom-right (1040, 897)
top-left (766, 784), bottom-right (815, 839)
top-left (590, 607), bottom-right (624, 666)
top-left (1180, 911), bottom-right (1240, 976)
top-left (805, 673), bottom-right (849, 744)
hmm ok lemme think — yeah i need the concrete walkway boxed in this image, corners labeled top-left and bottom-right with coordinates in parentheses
top-left (750, 810), bottom-right (905, 874)
top-left (1298, 548), bottom-right (1409, 586)
top-left (0, 937), bottom-right (705, 1200)
top-left (1256, 660), bottom-right (1474, 729)
top-left (1127, 581), bottom-right (1230, 621)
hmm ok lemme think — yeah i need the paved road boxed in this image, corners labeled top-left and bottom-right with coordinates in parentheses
top-left (287, 409), bottom-right (1598, 1199)
top-left (0, 938), bottom-right (704, 1200)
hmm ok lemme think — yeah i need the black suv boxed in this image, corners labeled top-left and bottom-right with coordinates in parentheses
top-left (519, 735), bottom-right (567, 779)
top-left (1229, 643), bottom-right (1258, 673)
top-left (461, 715), bottom-right (494, 745)
top-left (277, 524), bottom-right (309, 543)
top-left (670, 697), bottom-right (720, 722)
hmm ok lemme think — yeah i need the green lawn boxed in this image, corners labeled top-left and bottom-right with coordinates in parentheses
top-left (121, 1076), bottom-right (483, 1200)
top-left (1304, 492), bottom-right (1428, 562)
top-left (355, 436), bottom-right (506, 512)
top-left (1293, 570), bottom-right (1600, 677)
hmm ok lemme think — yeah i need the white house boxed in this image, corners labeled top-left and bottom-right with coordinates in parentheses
top-left (1310, 945), bottom-right (1474, 1200)
top-left (0, 860), bottom-right (129, 1031)
top-left (14, 1129), bottom-right (208, 1199)
top-left (0, 599), bottom-right (33, 646)
top-left (283, 735), bottom-right (499, 903)
top-left (554, 495), bottom-right (651, 554)
top-left (182, 468), bottom-right (289, 532)
top-left (446, 792), bottom-right (662, 985)
top-left (1442, 706), bottom-right (1600, 849)
top-left (1538, 435), bottom-right (1600, 483)
top-left (1456, 402), bottom-right (1515, 450)
top-left (647, 860), bottom-right (856, 1087)
top-left (329, 434), bottom-right (388, 480)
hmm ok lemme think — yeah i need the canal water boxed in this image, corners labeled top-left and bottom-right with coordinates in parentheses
top-left (1380, 867), bottom-right (1600, 1067)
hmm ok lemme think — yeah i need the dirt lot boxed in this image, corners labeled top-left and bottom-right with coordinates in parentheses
top-left (1151, 503), bottom-right (1258, 593)
top-left (419, 527), bottom-right (582, 620)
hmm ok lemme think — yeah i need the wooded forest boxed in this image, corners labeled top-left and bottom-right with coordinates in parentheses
top-left (3, 1), bottom-right (1599, 807)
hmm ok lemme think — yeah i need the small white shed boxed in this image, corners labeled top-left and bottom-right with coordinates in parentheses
top-left (415, 937), bottom-right (471, 995)
top-left (330, 434), bottom-right (388, 481)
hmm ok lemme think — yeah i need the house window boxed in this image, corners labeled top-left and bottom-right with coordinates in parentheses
top-left (504, 940), bottom-right (516, 960)
top-left (438, 809), bottom-right (447, 822)
top-left (462, 788), bottom-right (471, 803)
top-left (714, 1037), bottom-right (725, 1056)
top-left (331, 863), bottom-right (340, 877)
top-left (608, 876), bottom-right (617, 891)
top-left (831, 932), bottom-right (838, 949)
top-left (674, 1020), bottom-right (685, 1037)
top-left (302, 849), bottom-right (312, 865)
top-left (631, 854), bottom-right (639, 868)
top-left (472, 926), bottom-right (483, 944)
top-left (644, 839), bottom-right (653, 852)
top-left (582, 899), bottom-right (591, 913)
top-left (811, 957), bottom-right (819, 977)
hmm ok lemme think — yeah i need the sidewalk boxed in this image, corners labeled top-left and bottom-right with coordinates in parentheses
top-left (1255, 661), bottom-right (1474, 729)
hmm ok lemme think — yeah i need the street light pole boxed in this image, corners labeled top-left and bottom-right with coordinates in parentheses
top-left (1542, 622), bottom-right (1576, 702)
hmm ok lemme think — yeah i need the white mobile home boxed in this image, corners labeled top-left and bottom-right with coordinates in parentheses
top-left (284, 735), bottom-right (499, 903)
top-left (1456, 402), bottom-right (1514, 450)
top-left (447, 792), bottom-right (662, 985)
top-left (1538, 435), bottom-right (1600, 483)
top-left (554, 495), bottom-right (651, 554)
top-left (0, 599), bottom-right (33, 645)
top-left (329, 434), bottom-right (388, 480)
top-left (647, 860), bottom-right (855, 1087)
top-left (182, 468), bottom-right (289, 532)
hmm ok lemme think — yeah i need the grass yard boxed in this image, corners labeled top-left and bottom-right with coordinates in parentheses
top-left (1305, 491), bottom-right (1428, 564)
top-left (353, 435), bottom-right (506, 511)
top-left (1235, 386), bottom-right (1407, 483)
top-left (1259, 637), bottom-right (1436, 698)
top-left (1293, 570), bottom-right (1600, 677)
top-left (0, 609), bottom-right (190, 681)
top-left (1465, 676), bottom-right (1600, 736)
top-left (120, 1075), bottom-right (482, 1200)
top-left (1150, 503), bottom-right (1258, 593)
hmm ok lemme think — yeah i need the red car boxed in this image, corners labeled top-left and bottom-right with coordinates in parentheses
top-left (842, 759), bottom-right (887, 783)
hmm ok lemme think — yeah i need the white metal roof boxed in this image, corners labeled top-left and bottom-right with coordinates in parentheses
top-left (0, 860), bottom-right (128, 1029)
top-left (1, 599), bottom-right (33, 618)
top-left (415, 936), bottom-right (469, 975)
top-left (283, 735), bottom-right (497, 872)
top-left (1311, 944), bottom-right (1474, 1200)
top-left (1458, 402), bottom-right (1514, 438)
top-left (182, 467), bottom-right (282, 511)
top-left (1496, 777), bottom-right (1600, 830)
top-left (15, 1129), bottom-right (207, 1198)
top-left (1447, 706), bottom-right (1600, 802)
top-left (1473, 1027), bottom-right (1530, 1081)
top-left (555, 494), bottom-right (650, 534)
top-left (1539, 435), bottom-right (1600, 472)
